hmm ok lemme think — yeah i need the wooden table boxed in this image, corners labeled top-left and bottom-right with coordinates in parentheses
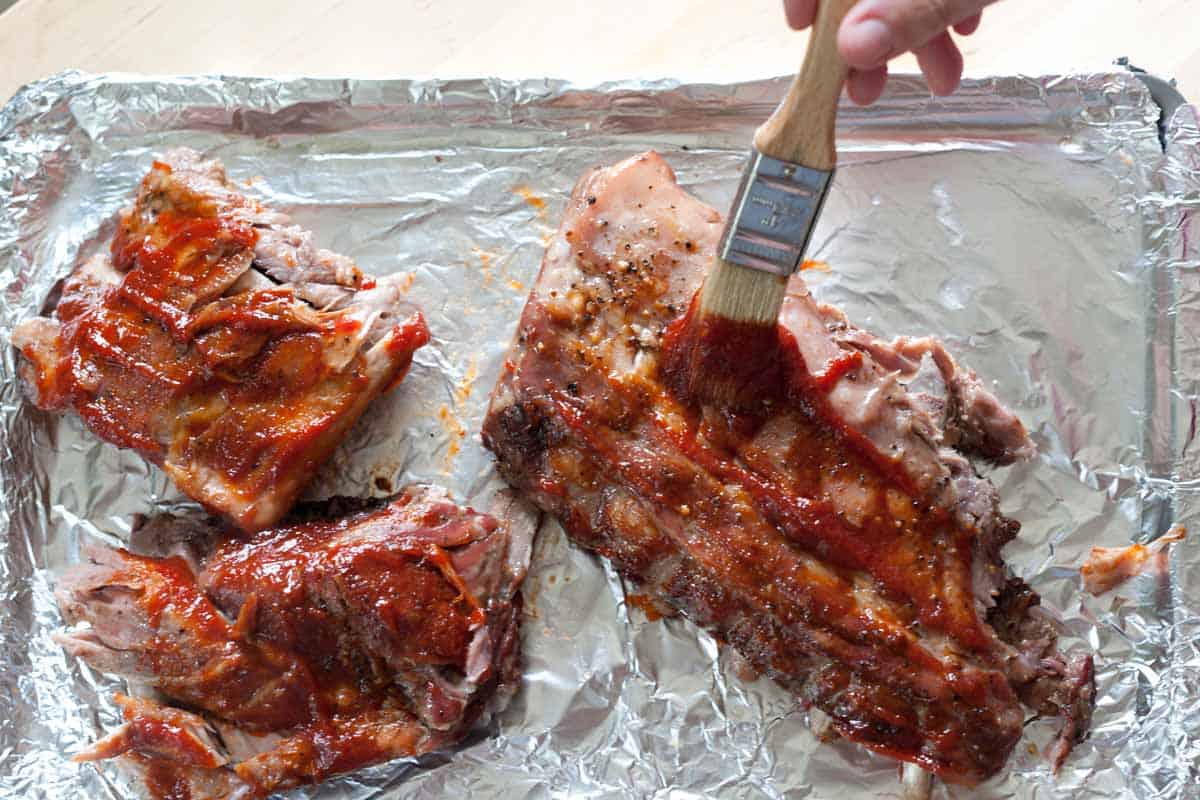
top-left (1, 0), bottom-right (1198, 108)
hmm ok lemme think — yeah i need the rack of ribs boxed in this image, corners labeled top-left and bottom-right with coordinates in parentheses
top-left (55, 486), bottom-right (533, 799)
top-left (482, 152), bottom-right (1094, 784)
top-left (12, 148), bottom-right (429, 532)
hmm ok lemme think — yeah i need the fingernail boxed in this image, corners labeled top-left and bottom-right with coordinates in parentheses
top-left (842, 18), bottom-right (894, 66)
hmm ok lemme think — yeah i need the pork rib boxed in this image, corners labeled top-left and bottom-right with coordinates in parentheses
top-left (56, 486), bottom-right (533, 798)
top-left (482, 152), bottom-right (1093, 784)
top-left (12, 149), bottom-right (430, 532)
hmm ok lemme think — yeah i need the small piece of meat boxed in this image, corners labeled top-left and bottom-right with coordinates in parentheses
top-left (11, 149), bottom-right (429, 532)
top-left (986, 578), bottom-right (1094, 771)
top-left (75, 695), bottom-right (228, 769)
top-left (482, 152), bottom-right (1093, 785)
top-left (1080, 525), bottom-right (1186, 595)
top-left (56, 486), bottom-right (534, 799)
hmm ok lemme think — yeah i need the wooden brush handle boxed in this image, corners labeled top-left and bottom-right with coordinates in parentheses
top-left (753, 0), bottom-right (858, 170)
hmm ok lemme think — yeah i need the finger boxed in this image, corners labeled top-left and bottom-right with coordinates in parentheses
top-left (846, 65), bottom-right (889, 106)
top-left (838, 16), bottom-right (896, 71)
top-left (953, 11), bottom-right (981, 36)
top-left (783, 0), bottom-right (817, 30)
top-left (840, 0), bottom-right (996, 68)
top-left (914, 31), bottom-right (964, 96)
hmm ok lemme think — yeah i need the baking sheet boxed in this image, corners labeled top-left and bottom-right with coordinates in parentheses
top-left (1, 70), bottom-right (1198, 799)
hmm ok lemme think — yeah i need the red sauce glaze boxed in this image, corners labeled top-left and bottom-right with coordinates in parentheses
top-left (306, 715), bottom-right (422, 779)
top-left (490, 286), bottom-right (1020, 777)
top-left (382, 312), bottom-right (432, 392)
top-left (122, 715), bottom-right (222, 770)
top-left (522, 287), bottom-right (994, 654)
top-left (102, 498), bottom-right (494, 797)
top-left (204, 513), bottom-right (479, 683)
top-left (141, 758), bottom-right (193, 800)
top-left (661, 293), bottom-right (921, 500)
top-left (188, 289), bottom-right (335, 338)
top-left (549, 386), bottom-right (991, 656)
top-left (116, 552), bottom-right (230, 642)
top-left (625, 592), bottom-right (669, 621)
top-left (28, 162), bottom-right (426, 531)
top-left (54, 277), bottom-right (205, 454)
top-left (109, 551), bottom-right (321, 733)
top-left (481, 155), bottom-right (1032, 783)
top-left (386, 312), bottom-right (432, 356)
top-left (50, 213), bottom-right (277, 466)
top-left (115, 211), bottom-right (259, 339)
top-left (777, 338), bottom-right (924, 501)
top-left (659, 293), bottom-right (783, 411)
top-left (812, 350), bottom-right (864, 393)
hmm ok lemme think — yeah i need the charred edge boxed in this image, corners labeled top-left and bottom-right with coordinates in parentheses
top-left (481, 399), bottom-right (555, 476)
top-left (985, 577), bottom-right (1041, 647)
top-left (283, 495), bottom-right (393, 525)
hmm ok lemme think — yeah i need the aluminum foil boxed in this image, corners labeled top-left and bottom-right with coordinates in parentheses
top-left (1, 70), bottom-right (1198, 800)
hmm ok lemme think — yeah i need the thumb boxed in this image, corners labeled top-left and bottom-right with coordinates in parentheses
top-left (838, 0), bottom-right (994, 69)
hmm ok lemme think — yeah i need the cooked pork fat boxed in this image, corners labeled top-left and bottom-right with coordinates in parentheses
top-left (12, 149), bottom-right (430, 532)
top-left (482, 152), bottom-right (1093, 784)
top-left (57, 487), bottom-right (532, 799)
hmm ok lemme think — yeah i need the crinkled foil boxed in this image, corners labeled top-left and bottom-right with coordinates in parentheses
top-left (1, 70), bottom-right (1198, 799)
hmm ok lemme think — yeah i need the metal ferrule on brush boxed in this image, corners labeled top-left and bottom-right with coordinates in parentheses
top-left (718, 150), bottom-right (833, 277)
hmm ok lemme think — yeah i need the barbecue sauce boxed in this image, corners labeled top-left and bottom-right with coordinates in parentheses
top-left (142, 758), bottom-right (193, 800)
top-left (23, 158), bottom-right (430, 532)
top-left (121, 553), bottom-right (229, 642)
top-left (659, 292), bottom-right (784, 413)
top-left (115, 211), bottom-right (259, 339)
top-left (507, 221), bottom-right (1000, 753)
top-left (483, 151), bottom-right (1045, 783)
top-left (205, 503), bottom-right (480, 673)
top-left (111, 697), bottom-right (226, 770)
top-left (101, 497), bottom-right (494, 797)
top-left (514, 281), bottom-right (1011, 776)
top-left (660, 290), bottom-right (919, 499)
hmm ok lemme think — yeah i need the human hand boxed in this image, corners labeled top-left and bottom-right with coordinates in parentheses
top-left (783, 0), bottom-right (997, 104)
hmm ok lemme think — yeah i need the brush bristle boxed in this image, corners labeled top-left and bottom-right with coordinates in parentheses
top-left (657, 256), bottom-right (788, 410)
top-left (697, 257), bottom-right (787, 326)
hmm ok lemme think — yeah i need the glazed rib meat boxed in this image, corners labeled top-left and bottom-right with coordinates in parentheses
top-left (12, 149), bottom-right (430, 532)
top-left (482, 152), bottom-right (1094, 783)
top-left (56, 486), bottom-right (532, 799)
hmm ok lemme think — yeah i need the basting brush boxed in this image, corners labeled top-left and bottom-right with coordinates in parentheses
top-left (668, 0), bottom-right (857, 409)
